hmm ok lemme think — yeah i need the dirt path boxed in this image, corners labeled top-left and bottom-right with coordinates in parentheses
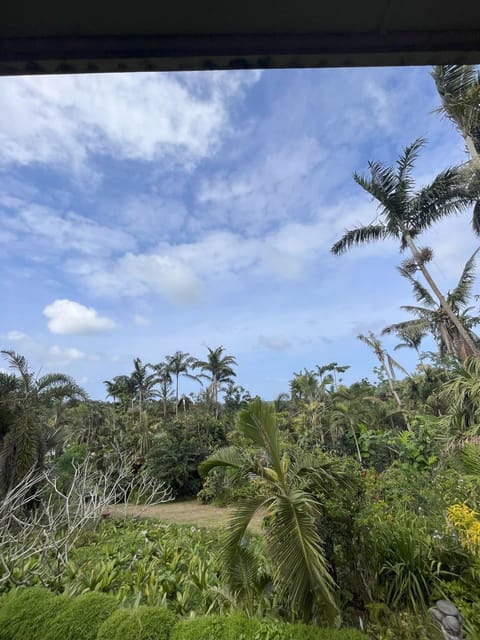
top-left (109, 500), bottom-right (264, 533)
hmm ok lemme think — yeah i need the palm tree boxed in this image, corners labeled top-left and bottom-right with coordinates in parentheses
top-left (193, 346), bottom-right (237, 417)
top-left (199, 398), bottom-right (342, 623)
top-left (149, 361), bottom-right (173, 418)
top-left (0, 350), bottom-right (87, 491)
top-left (436, 357), bottom-right (480, 440)
top-left (432, 65), bottom-right (480, 165)
top-left (104, 374), bottom-right (136, 409)
top-left (331, 138), bottom-right (480, 359)
top-left (383, 251), bottom-right (480, 361)
top-left (357, 332), bottom-right (408, 412)
top-left (130, 357), bottom-right (157, 411)
top-left (165, 351), bottom-right (199, 415)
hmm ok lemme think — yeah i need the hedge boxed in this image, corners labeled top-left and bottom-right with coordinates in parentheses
top-left (44, 591), bottom-right (118, 640)
top-left (170, 615), bottom-right (227, 640)
top-left (97, 606), bottom-right (176, 640)
top-left (0, 587), bottom-right (70, 640)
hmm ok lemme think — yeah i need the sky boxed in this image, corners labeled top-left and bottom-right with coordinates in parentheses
top-left (0, 66), bottom-right (479, 400)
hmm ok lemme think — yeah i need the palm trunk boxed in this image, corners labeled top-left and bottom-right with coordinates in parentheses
top-left (404, 232), bottom-right (479, 359)
top-left (380, 354), bottom-right (403, 410)
top-left (175, 375), bottom-right (179, 416)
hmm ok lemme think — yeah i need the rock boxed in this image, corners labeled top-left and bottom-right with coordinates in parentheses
top-left (436, 600), bottom-right (460, 617)
top-left (430, 608), bottom-right (444, 623)
top-left (443, 615), bottom-right (461, 634)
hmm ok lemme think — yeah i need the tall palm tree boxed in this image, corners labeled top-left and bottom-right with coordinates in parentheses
top-left (0, 350), bottom-right (87, 491)
top-left (383, 251), bottom-right (480, 361)
top-left (149, 361), bottom-right (173, 418)
top-left (130, 357), bottom-right (157, 411)
top-left (199, 398), bottom-right (342, 623)
top-left (331, 138), bottom-right (480, 359)
top-left (432, 65), bottom-right (480, 165)
top-left (432, 65), bottom-right (480, 233)
top-left (357, 332), bottom-right (408, 412)
top-left (165, 351), bottom-right (199, 415)
top-left (193, 346), bottom-right (237, 417)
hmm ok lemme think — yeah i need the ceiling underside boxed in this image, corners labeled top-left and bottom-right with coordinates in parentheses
top-left (2, 1), bottom-right (480, 75)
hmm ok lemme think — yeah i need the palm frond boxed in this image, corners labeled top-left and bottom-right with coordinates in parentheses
top-left (266, 491), bottom-right (338, 623)
top-left (397, 267), bottom-right (436, 307)
top-left (331, 225), bottom-right (390, 254)
top-left (236, 399), bottom-right (283, 479)
top-left (450, 249), bottom-right (479, 307)
top-left (198, 445), bottom-right (251, 477)
top-left (411, 167), bottom-right (474, 229)
top-left (1, 350), bottom-right (33, 390)
top-left (222, 494), bottom-right (270, 575)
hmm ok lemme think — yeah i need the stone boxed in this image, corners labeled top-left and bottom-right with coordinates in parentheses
top-left (436, 600), bottom-right (460, 616)
top-left (443, 615), bottom-right (461, 635)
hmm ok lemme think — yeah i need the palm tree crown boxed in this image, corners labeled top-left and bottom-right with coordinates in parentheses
top-left (332, 138), bottom-right (480, 359)
top-left (194, 346), bottom-right (237, 415)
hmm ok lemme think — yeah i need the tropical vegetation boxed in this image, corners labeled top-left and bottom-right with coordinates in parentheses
top-left (2, 65), bottom-right (480, 639)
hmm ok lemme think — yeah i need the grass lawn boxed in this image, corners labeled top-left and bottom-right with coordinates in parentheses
top-left (109, 500), bottom-right (264, 533)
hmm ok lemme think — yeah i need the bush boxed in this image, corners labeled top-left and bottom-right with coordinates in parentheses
top-left (288, 624), bottom-right (366, 640)
top-left (171, 615), bottom-right (226, 640)
top-left (225, 613), bottom-right (290, 639)
top-left (0, 587), bottom-right (69, 640)
top-left (45, 591), bottom-right (118, 640)
top-left (97, 606), bottom-right (176, 640)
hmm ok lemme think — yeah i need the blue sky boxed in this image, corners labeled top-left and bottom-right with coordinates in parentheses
top-left (0, 66), bottom-right (478, 400)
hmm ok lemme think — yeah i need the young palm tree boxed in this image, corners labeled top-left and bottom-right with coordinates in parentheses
top-left (331, 139), bottom-right (480, 359)
top-left (0, 350), bottom-right (87, 491)
top-left (165, 351), bottom-right (199, 415)
top-left (383, 251), bottom-right (480, 361)
top-left (199, 398), bottom-right (342, 624)
top-left (193, 346), bottom-right (237, 417)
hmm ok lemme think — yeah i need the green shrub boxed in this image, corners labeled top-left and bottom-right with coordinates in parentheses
top-left (288, 624), bottom-right (366, 640)
top-left (0, 587), bottom-right (69, 640)
top-left (97, 606), bottom-right (176, 640)
top-left (171, 615), bottom-right (226, 640)
top-left (45, 591), bottom-right (118, 640)
top-left (225, 613), bottom-right (290, 640)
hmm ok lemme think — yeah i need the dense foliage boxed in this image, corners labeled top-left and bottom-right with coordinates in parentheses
top-left (2, 65), bottom-right (480, 639)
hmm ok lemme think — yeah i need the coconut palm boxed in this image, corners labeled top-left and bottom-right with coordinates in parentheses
top-left (199, 398), bottom-right (342, 623)
top-left (193, 346), bottom-right (237, 417)
top-left (0, 350), bottom-right (87, 491)
top-left (383, 250), bottom-right (480, 361)
top-left (165, 351), bottom-right (199, 415)
top-left (331, 138), bottom-right (480, 359)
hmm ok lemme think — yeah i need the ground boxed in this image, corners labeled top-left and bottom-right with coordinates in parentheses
top-left (109, 499), bottom-right (264, 533)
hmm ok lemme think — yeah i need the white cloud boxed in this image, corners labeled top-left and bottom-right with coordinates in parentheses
top-left (3, 202), bottom-right (135, 257)
top-left (0, 72), bottom-right (260, 173)
top-left (6, 330), bottom-right (29, 341)
top-left (47, 345), bottom-right (98, 366)
top-left (43, 299), bottom-right (116, 335)
top-left (74, 254), bottom-right (204, 305)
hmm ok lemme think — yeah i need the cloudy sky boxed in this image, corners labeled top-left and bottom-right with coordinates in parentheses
top-left (0, 66), bottom-right (478, 399)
